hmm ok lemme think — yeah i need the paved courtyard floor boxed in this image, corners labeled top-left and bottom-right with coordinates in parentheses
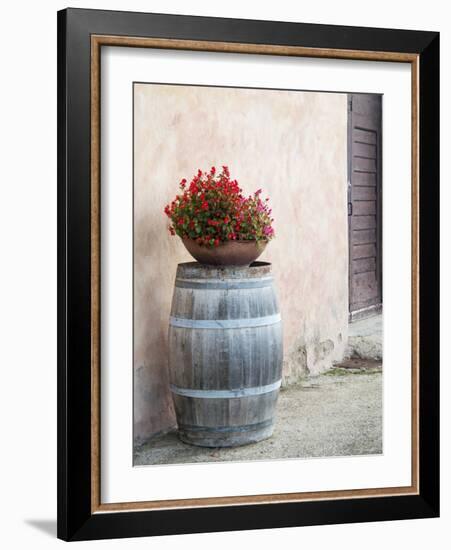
top-left (134, 362), bottom-right (382, 466)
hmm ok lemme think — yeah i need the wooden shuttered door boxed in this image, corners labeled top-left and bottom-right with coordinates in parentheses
top-left (348, 94), bottom-right (382, 319)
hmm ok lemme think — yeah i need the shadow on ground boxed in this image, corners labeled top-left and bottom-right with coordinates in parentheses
top-left (25, 519), bottom-right (57, 538)
top-left (134, 363), bottom-right (382, 466)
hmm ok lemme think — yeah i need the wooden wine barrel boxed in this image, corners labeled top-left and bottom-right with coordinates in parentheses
top-left (168, 261), bottom-right (283, 447)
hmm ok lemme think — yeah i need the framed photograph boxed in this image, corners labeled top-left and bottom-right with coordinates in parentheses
top-left (57, 8), bottom-right (439, 541)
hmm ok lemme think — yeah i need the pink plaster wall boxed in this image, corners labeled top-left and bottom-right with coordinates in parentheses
top-left (133, 83), bottom-right (348, 442)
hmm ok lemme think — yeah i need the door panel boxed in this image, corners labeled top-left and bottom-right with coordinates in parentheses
top-left (353, 201), bottom-right (376, 215)
top-left (348, 94), bottom-right (382, 318)
top-left (353, 272), bottom-right (379, 301)
top-left (352, 215), bottom-right (377, 230)
top-left (353, 127), bottom-right (377, 144)
top-left (351, 229), bottom-right (377, 245)
top-left (352, 171), bottom-right (377, 186)
top-left (352, 243), bottom-right (377, 259)
top-left (352, 187), bottom-right (376, 201)
top-left (353, 257), bottom-right (377, 275)
top-left (353, 142), bottom-right (376, 158)
top-left (352, 156), bottom-right (377, 172)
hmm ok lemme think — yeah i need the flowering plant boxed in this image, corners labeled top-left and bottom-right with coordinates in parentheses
top-left (164, 166), bottom-right (275, 248)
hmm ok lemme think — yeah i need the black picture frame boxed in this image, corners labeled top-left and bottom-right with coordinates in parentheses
top-left (57, 7), bottom-right (439, 541)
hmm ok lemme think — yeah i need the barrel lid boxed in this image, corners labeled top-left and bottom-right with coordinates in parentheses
top-left (176, 261), bottom-right (272, 280)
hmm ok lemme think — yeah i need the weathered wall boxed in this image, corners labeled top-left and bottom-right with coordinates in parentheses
top-left (134, 84), bottom-right (348, 443)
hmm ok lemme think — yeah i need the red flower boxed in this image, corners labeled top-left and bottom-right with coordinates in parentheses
top-left (164, 167), bottom-right (275, 247)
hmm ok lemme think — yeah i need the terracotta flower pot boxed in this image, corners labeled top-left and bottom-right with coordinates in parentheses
top-left (181, 237), bottom-right (267, 267)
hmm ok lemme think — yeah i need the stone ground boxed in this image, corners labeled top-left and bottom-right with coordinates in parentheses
top-left (346, 314), bottom-right (382, 360)
top-left (134, 361), bottom-right (382, 466)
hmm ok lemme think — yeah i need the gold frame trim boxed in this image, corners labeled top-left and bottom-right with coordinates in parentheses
top-left (90, 35), bottom-right (420, 514)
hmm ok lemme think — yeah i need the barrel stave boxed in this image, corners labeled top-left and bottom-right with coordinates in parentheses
top-left (172, 395), bottom-right (278, 427)
top-left (168, 324), bottom-right (283, 390)
top-left (170, 286), bottom-right (279, 320)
